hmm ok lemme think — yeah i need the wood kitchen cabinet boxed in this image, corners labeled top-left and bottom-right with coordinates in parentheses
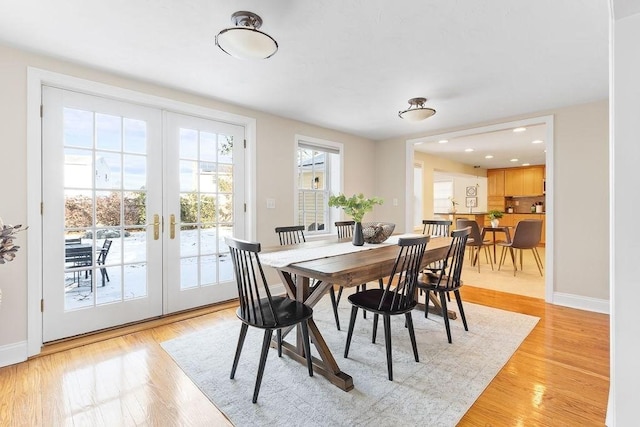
top-left (522, 166), bottom-right (544, 195)
top-left (504, 168), bottom-right (524, 196)
top-left (487, 169), bottom-right (505, 196)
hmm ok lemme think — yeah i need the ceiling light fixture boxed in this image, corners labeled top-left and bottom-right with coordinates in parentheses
top-left (438, 139), bottom-right (448, 144)
top-left (522, 163), bottom-right (530, 166)
top-left (510, 158), bottom-right (519, 162)
top-left (215, 11), bottom-right (278, 60)
top-left (464, 148), bottom-right (474, 152)
top-left (513, 127), bottom-right (527, 132)
top-left (398, 98), bottom-right (436, 122)
top-left (532, 139), bottom-right (543, 144)
top-left (485, 155), bottom-right (494, 159)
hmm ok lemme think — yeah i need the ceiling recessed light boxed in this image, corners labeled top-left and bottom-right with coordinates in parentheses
top-left (510, 158), bottom-right (519, 162)
top-left (522, 163), bottom-right (530, 166)
top-left (464, 148), bottom-right (474, 152)
top-left (513, 127), bottom-right (526, 133)
top-left (438, 139), bottom-right (448, 144)
top-left (485, 155), bottom-right (494, 159)
top-left (532, 139), bottom-right (543, 144)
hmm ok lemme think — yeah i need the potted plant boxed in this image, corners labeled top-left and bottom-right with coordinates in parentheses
top-left (488, 210), bottom-right (504, 227)
top-left (328, 193), bottom-right (383, 246)
top-left (0, 218), bottom-right (28, 264)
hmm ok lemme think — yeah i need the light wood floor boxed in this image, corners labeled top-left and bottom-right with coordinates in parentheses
top-left (0, 286), bottom-right (609, 426)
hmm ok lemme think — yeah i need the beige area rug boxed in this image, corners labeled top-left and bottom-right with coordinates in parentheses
top-left (161, 295), bottom-right (539, 426)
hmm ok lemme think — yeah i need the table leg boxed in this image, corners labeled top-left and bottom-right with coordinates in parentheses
top-left (273, 270), bottom-right (354, 392)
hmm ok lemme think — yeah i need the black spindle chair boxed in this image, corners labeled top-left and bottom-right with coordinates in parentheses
top-left (417, 227), bottom-right (471, 343)
top-left (275, 225), bottom-right (306, 245)
top-left (226, 236), bottom-right (314, 403)
top-left (344, 235), bottom-right (429, 381)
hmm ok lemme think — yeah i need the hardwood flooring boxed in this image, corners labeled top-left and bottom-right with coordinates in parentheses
top-left (0, 287), bottom-right (609, 426)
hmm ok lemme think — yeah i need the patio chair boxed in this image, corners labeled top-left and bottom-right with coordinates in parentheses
top-left (226, 236), bottom-right (314, 403)
top-left (97, 239), bottom-right (112, 287)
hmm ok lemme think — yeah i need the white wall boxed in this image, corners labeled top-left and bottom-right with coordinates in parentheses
top-left (0, 43), bottom-right (377, 365)
top-left (609, 4), bottom-right (640, 424)
top-left (376, 99), bottom-right (609, 305)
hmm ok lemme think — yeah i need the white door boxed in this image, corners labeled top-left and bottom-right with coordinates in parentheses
top-left (164, 112), bottom-right (244, 313)
top-left (42, 87), bottom-right (163, 342)
top-left (42, 88), bottom-right (246, 341)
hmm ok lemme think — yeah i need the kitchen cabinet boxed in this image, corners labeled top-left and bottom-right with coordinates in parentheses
top-left (504, 168), bottom-right (524, 196)
top-left (502, 166), bottom-right (545, 196)
top-left (487, 169), bottom-right (505, 196)
top-left (522, 166), bottom-right (544, 195)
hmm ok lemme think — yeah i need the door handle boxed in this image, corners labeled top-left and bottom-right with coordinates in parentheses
top-left (153, 214), bottom-right (160, 240)
top-left (170, 214), bottom-right (176, 239)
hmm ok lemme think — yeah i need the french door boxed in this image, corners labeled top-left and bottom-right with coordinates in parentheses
top-left (42, 87), bottom-right (245, 342)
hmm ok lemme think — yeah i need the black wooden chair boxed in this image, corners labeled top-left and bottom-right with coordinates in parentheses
top-left (456, 219), bottom-right (493, 272)
top-left (421, 219), bottom-right (452, 275)
top-left (417, 227), bottom-right (471, 343)
top-left (225, 236), bottom-right (314, 403)
top-left (344, 235), bottom-right (429, 381)
top-left (332, 220), bottom-right (382, 328)
top-left (497, 219), bottom-right (543, 276)
top-left (97, 239), bottom-right (112, 287)
top-left (274, 225), bottom-right (306, 245)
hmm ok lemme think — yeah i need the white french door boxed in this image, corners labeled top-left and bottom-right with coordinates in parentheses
top-left (164, 112), bottom-right (244, 313)
top-left (41, 87), bottom-right (245, 342)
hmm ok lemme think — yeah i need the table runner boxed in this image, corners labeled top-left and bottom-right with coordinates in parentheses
top-left (259, 234), bottom-right (416, 269)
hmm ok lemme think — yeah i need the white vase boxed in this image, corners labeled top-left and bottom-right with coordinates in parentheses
top-left (491, 219), bottom-right (499, 227)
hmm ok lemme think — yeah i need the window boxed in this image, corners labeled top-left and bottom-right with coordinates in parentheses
top-left (296, 137), bottom-right (342, 234)
top-left (433, 180), bottom-right (454, 214)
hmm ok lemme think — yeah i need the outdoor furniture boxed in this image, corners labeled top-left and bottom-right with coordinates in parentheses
top-left (344, 236), bottom-right (429, 381)
top-left (417, 227), bottom-right (470, 343)
top-left (65, 243), bottom-right (93, 283)
top-left (498, 219), bottom-right (544, 276)
top-left (225, 237), bottom-right (314, 403)
top-left (97, 239), bottom-right (112, 287)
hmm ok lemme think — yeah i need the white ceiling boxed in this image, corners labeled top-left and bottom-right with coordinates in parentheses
top-left (416, 124), bottom-right (547, 169)
top-left (0, 1), bottom-right (609, 154)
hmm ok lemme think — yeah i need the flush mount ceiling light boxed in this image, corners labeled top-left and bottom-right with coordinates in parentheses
top-left (398, 97), bottom-right (436, 122)
top-left (215, 11), bottom-right (278, 60)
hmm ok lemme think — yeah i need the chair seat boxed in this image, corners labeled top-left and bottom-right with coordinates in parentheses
top-left (417, 273), bottom-right (462, 292)
top-left (236, 296), bottom-right (313, 329)
top-left (347, 288), bottom-right (416, 315)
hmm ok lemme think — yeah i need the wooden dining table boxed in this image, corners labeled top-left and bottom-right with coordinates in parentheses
top-left (261, 235), bottom-right (453, 391)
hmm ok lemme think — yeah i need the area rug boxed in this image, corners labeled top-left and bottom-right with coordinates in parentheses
top-left (161, 296), bottom-right (539, 426)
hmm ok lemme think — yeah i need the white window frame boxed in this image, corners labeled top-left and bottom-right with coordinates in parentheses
top-left (294, 135), bottom-right (343, 236)
top-left (433, 180), bottom-right (454, 214)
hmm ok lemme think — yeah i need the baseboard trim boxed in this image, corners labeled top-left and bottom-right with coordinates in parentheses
top-left (0, 340), bottom-right (28, 368)
top-left (552, 292), bottom-right (610, 314)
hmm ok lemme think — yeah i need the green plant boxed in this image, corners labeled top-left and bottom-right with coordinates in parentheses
top-left (488, 209), bottom-right (504, 220)
top-left (328, 193), bottom-right (383, 223)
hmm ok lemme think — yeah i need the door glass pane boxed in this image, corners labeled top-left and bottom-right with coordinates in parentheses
top-left (124, 118), bottom-right (147, 154)
top-left (96, 152), bottom-right (122, 189)
top-left (123, 154), bottom-right (146, 190)
top-left (124, 263), bottom-right (147, 299)
top-left (178, 128), bottom-right (236, 290)
top-left (64, 108), bottom-right (93, 149)
top-left (65, 148), bottom-right (93, 189)
top-left (96, 113), bottom-right (122, 151)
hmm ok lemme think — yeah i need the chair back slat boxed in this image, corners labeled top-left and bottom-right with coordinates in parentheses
top-left (335, 220), bottom-right (355, 239)
top-left (379, 236), bottom-right (429, 312)
top-left (275, 225), bottom-right (306, 245)
top-left (438, 227), bottom-right (471, 290)
top-left (511, 220), bottom-right (542, 248)
top-left (422, 219), bottom-right (452, 237)
top-left (226, 237), bottom-right (279, 327)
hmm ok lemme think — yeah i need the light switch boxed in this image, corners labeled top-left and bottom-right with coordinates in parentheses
top-left (393, 198), bottom-right (398, 206)
top-left (266, 198), bottom-right (276, 209)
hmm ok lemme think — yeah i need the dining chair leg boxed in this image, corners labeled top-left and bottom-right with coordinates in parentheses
top-left (344, 306), bottom-right (359, 358)
top-left (361, 284), bottom-right (367, 318)
top-left (532, 247), bottom-right (544, 276)
top-left (372, 313), bottom-right (379, 343)
top-left (252, 329), bottom-right (273, 403)
top-left (329, 286), bottom-right (341, 331)
top-left (439, 291), bottom-right (453, 343)
top-left (230, 323), bottom-right (248, 379)
top-left (277, 329), bottom-right (282, 357)
top-left (405, 312), bottom-right (419, 362)
top-left (300, 321), bottom-right (314, 377)
top-left (335, 286), bottom-right (344, 305)
top-left (424, 290), bottom-right (430, 318)
top-left (484, 246), bottom-right (494, 270)
top-left (454, 290), bottom-right (468, 331)
top-left (383, 314), bottom-right (393, 381)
